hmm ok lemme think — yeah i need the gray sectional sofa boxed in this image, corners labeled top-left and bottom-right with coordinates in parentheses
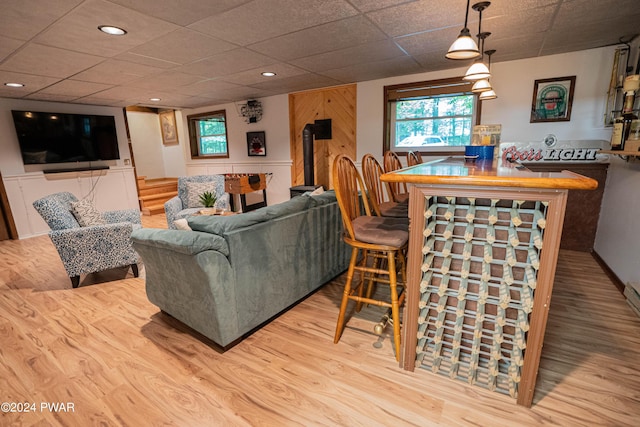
top-left (131, 191), bottom-right (350, 348)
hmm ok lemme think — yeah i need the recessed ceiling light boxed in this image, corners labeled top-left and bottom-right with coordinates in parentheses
top-left (149, 98), bottom-right (161, 102)
top-left (4, 82), bottom-right (24, 87)
top-left (261, 72), bottom-right (276, 77)
top-left (98, 25), bottom-right (127, 36)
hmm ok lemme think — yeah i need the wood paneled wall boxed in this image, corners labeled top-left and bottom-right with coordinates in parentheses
top-left (289, 84), bottom-right (356, 190)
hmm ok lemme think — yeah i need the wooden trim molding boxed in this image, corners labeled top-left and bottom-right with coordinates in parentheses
top-left (591, 250), bottom-right (625, 294)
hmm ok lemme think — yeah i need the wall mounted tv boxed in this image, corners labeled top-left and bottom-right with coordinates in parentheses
top-left (11, 110), bottom-right (120, 165)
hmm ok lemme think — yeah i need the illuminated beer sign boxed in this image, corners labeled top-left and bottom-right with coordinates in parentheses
top-left (499, 140), bottom-right (607, 163)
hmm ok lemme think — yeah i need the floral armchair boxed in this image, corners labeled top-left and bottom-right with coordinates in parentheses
top-left (164, 175), bottom-right (230, 229)
top-left (33, 192), bottom-right (141, 288)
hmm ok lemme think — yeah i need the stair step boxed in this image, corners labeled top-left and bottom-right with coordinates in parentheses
top-left (141, 204), bottom-right (166, 216)
top-left (139, 184), bottom-right (178, 197)
top-left (138, 191), bottom-right (177, 202)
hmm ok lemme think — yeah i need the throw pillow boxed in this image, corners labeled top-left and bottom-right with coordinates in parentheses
top-left (310, 186), bottom-right (325, 196)
top-left (71, 199), bottom-right (106, 227)
top-left (186, 181), bottom-right (217, 208)
top-left (173, 218), bottom-right (192, 230)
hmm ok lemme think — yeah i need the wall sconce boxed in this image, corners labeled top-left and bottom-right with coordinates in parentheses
top-left (240, 100), bottom-right (263, 123)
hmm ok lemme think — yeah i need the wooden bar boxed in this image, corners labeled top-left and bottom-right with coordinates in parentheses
top-left (381, 157), bottom-right (597, 407)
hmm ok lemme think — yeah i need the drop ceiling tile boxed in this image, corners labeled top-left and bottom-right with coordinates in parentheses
top-left (221, 63), bottom-right (308, 85)
top-left (177, 48), bottom-right (278, 78)
top-left (292, 39), bottom-right (407, 72)
top-left (127, 71), bottom-right (205, 91)
top-left (0, 0), bottom-right (83, 41)
top-left (189, 0), bottom-right (358, 46)
top-left (73, 60), bottom-right (163, 85)
top-left (175, 79), bottom-right (242, 97)
top-left (129, 28), bottom-right (237, 65)
top-left (249, 15), bottom-right (388, 61)
top-left (348, 0), bottom-right (417, 13)
top-left (554, 0), bottom-right (640, 26)
top-left (0, 44), bottom-right (104, 78)
top-left (394, 27), bottom-right (460, 57)
top-left (39, 80), bottom-right (113, 97)
top-left (210, 85), bottom-right (277, 101)
top-left (480, 5), bottom-right (555, 38)
top-left (249, 73), bottom-right (343, 92)
top-left (412, 50), bottom-right (465, 72)
top-left (24, 93), bottom-right (80, 103)
top-left (113, 52), bottom-right (180, 69)
top-left (367, 0), bottom-right (468, 38)
top-left (172, 96), bottom-right (233, 109)
top-left (90, 85), bottom-right (161, 101)
top-left (0, 71), bottom-right (60, 97)
top-left (0, 36), bottom-right (24, 62)
top-left (33, 0), bottom-right (179, 57)
top-left (320, 56), bottom-right (423, 83)
top-left (74, 96), bottom-right (127, 106)
top-left (107, 0), bottom-right (250, 26)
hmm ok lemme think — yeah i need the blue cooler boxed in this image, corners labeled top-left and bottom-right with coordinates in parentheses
top-left (465, 145), bottom-right (495, 160)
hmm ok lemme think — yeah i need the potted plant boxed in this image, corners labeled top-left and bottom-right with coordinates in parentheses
top-left (199, 191), bottom-right (217, 214)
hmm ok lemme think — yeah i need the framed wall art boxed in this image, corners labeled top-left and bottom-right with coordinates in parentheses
top-left (247, 131), bottom-right (266, 156)
top-left (530, 76), bottom-right (576, 123)
top-left (159, 110), bottom-right (179, 145)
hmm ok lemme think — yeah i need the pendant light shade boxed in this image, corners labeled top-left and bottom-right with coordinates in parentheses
top-left (445, 0), bottom-right (480, 60)
top-left (446, 29), bottom-right (480, 60)
top-left (472, 79), bottom-right (492, 93)
top-left (464, 61), bottom-right (491, 81)
top-left (479, 89), bottom-right (497, 100)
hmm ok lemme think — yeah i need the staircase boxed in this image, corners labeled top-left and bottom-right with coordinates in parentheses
top-left (137, 176), bottom-right (178, 216)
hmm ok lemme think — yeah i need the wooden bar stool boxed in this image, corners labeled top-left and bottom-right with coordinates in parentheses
top-left (332, 154), bottom-right (408, 361)
top-left (383, 151), bottom-right (409, 203)
top-left (361, 154), bottom-right (408, 218)
top-left (407, 150), bottom-right (423, 166)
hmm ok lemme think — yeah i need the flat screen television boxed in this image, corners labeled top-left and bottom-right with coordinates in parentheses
top-left (11, 110), bottom-right (120, 165)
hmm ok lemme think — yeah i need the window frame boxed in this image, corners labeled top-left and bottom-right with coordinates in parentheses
top-left (187, 110), bottom-right (229, 159)
top-left (383, 77), bottom-right (482, 156)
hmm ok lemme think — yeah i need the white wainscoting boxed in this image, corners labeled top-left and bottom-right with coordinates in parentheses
top-left (4, 166), bottom-right (139, 239)
top-left (185, 160), bottom-right (294, 207)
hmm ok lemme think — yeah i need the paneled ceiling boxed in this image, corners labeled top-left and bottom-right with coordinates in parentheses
top-left (0, 0), bottom-right (638, 109)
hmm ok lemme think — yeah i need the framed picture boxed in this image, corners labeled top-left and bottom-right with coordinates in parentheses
top-left (159, 110), bottom-right (179, 145)
top-left (247, 131), bottom-right (266, 156)
top-left (530, 76), bottom-right (576, 123)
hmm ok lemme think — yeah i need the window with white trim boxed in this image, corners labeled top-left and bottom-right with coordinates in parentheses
top-left (384, 77), bottom-right (480, 153)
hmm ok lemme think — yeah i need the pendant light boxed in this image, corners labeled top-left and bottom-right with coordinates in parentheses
top-left (472, 49), bottom-right (496, 93)
top-left (464, 32), bottom-right (491, 81)
top-left (464, 2), bottom-right (491, 81)
top-left (479, 89), bottom-right (497, 100)
top-left (472, 78), bottom-right (492, 93)
top-left (445, 0), bottom-right (480, 60)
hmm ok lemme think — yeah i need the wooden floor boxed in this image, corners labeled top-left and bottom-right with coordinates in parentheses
top-left (1, 213), bottom-right (639, 426)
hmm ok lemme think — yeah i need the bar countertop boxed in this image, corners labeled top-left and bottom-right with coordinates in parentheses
top-left (380, 157), bottom-right (598, 190)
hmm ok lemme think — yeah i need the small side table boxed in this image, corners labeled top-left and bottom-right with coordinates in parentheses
top-left (224, 173), bottom-right (267, 212)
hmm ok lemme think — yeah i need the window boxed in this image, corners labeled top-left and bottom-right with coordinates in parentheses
top-left (384, 77), bottom-right (481, 153)
top-left (187, 110), bottom-right (229, 159)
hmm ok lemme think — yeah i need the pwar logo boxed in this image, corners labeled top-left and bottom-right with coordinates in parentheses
top-left (501, 145), bottom-right (599, 162)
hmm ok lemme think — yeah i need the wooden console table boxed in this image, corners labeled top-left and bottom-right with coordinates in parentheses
top-left (381, 157), bottom-right (597, 407)
top-left (224, 173), bottom-right (267, 212)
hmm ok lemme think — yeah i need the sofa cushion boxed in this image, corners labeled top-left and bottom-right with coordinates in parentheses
top-left (188, 194), bottom-right (313, 235)
top-left (131, 228), bottom-right (229, 257)
top-left (71, 199), bottom-right (107, 227)
top-left (307, 190), bottom-right (337, 208)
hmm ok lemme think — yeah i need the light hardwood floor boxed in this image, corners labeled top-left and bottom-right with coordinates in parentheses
top-left (0, 213), bottom-right (639, 426)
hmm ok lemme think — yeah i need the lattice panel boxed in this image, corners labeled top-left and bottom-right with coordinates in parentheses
top-left (415, 196), bottom-right (548, 398)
